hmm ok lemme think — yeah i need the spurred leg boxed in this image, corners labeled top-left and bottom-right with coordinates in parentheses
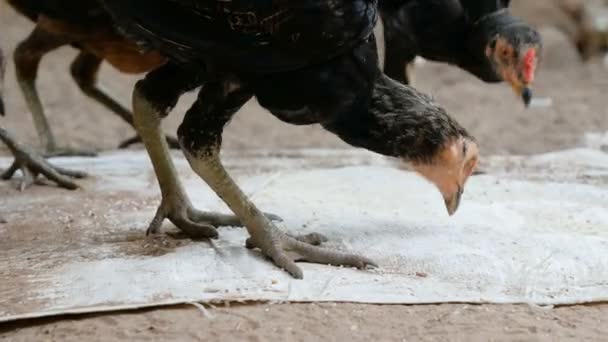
top-left (14, 26), bottom-right (96, 157)
top-left (179, 78), bottom-right (376, 279)
top-left (132, 64), bottom-right (278, 238)
top-left (69, 51), bottom-right (179, 149)
top-left (0, 127), bottom-right (86, 190)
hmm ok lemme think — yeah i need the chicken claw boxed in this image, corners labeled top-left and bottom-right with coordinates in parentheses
top-left (245, 226), bottom-right (376, 279)
top-left (0, 127), bottom-right (86, 190)
top-left (145, 195), bottom-right (282, 239)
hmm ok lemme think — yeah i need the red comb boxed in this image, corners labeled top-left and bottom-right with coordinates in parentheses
top-left (523, 49), bottom-right (536, 83)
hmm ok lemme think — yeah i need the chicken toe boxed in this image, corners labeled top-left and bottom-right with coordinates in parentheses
top-left (146, 195), bottom-right (282, 239)
top-left (246, 232), bottom-right (328, 249)
top-left (0, 127), bottom-right (86, 190)
top-left (245, 226), bottom-right (376, 279)
top-left (183, 146), bottom-right (375, 279)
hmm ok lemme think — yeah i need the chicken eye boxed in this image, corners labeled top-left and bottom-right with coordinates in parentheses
top-left (489, 38), bottom-right (497, 50)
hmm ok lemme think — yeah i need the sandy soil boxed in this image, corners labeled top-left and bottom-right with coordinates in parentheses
top-left (1, 304), bottom-right (606, 342)
top-left (1, 4), bottom-right (608, 342)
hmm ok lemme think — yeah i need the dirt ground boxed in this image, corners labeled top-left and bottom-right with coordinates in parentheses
top-left (1, 4), bottom-right (608, 342)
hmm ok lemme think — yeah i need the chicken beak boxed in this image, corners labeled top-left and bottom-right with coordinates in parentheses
top-left (509, 81), bottom-right (533, 108)
top-left (444, 184), bottom-right (463, 216)
top-left (521, 87), bottom-right (533, 107)
top-left (412, 137), bottom-right (478, 217)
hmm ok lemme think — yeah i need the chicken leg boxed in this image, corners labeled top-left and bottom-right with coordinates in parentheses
top-left (131, 65), bottom-right (279, 238)
top-left (0, 126), bottom-right (86, 190)
top-left (14, 26), bottom-right (96, 157)
top-left (177, 78), bottom-right (376, 279)
top-left (1, 36), bottom-right (84, 190)
top-left (69, 51), bottom-right (180, 149)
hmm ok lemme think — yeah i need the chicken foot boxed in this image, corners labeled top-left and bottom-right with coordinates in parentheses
top-left (0, 127), bottom-right (86, 190)
top-left (178, 78), bottom-right (375, 278)
top-left (132, 66), bottom-right (279, 238)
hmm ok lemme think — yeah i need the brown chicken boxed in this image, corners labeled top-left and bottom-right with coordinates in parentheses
top-left (0, 47), bottom-right (85, 190)
top-left (6, 0), bottom-right (178, 157)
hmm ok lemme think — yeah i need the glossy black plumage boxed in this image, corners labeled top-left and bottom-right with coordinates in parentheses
top-left (98, 0), bottom-right (478, 277)
top-left (101, 0), bottom-right (377, 73)
top-left (101, 0), bottom-right (468, 161)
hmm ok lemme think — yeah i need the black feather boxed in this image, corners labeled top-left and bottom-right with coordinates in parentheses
top-left (99, 0), bottom-right (378, 73)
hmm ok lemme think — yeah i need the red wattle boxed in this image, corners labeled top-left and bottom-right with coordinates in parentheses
top-left (523, 49), bottom-right (536, 83)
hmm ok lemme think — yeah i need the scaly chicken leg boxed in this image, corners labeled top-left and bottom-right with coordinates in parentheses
top-left (175, 77), bottom-right (375, 279)
top-left (70, 51), bottom-right (179, 149)
top-left (0, 39), bottom-right (83, 190)
top-left (14, 26), bottom-right (96, 157)
top-left (15, 23), bottom-right (178, 156)
top-left (131, 65), bottom-right (280, 238)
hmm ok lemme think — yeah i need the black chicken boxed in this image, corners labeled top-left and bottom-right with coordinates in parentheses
top-left (379, 0), bottom-right (542, 106)
top-left (6, 0), bottom-right (178, 156)
top-left (99, 0), bottom-right (479, 278)
top-left (0, 48), bottom-right (86, 190)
